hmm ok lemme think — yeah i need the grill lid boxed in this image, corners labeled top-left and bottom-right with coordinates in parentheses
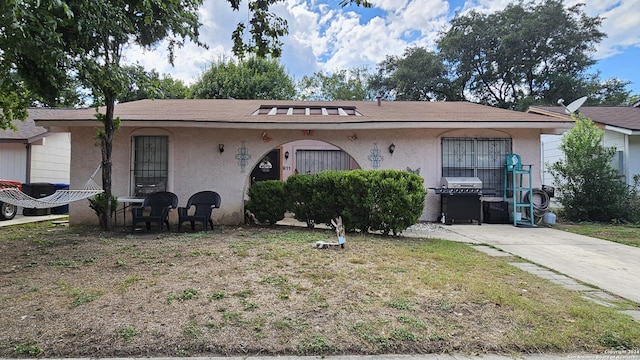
top-left (441, 177), bottom-right (482, 189)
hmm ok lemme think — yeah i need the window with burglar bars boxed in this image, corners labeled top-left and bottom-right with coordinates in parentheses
top-left (442, 138), bottom-right (512, 194)
top-left (131, 136), bottom-right (168, 197)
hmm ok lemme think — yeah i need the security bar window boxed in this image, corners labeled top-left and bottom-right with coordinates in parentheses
top-left (132, 136), bottom-right (168, 197)
top-left (442, 138), bottom-right (512, 194)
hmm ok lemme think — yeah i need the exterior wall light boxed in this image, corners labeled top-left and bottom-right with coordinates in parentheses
top-left (218, 144), bottom-right (224, 153)
top-left (284, 151), bottom-right (290, 160)
top-left (389, 143), bottom-right (395, 154)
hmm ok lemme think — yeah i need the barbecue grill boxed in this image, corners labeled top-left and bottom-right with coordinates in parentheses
top-left (435, 177), bottom-right (483, 225)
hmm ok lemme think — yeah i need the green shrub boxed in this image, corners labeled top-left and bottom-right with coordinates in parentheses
top-left (549, 116), bottom-right (632, 222)
top-left (88, 193), bottom-right (118, 218)
top-left (284, 170), bottom-right (426, 235)
top-left (246, 180), bottom-right (286, 225)
top-left (368, 170), bottom-right (426, 235)
top-left (284, 174), bottom-right (318, 227)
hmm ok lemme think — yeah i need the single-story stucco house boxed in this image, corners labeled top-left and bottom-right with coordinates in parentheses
top-left (33, 99), bottom-right (573, 226)
top-left (528, 104), bottom-right (640, 187)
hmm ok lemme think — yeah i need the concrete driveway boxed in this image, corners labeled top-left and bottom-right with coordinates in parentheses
top-left (404, 223), bottom-right (640, 304)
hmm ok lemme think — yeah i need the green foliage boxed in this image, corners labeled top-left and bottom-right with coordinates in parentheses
top-left (369, 47), bottom-right (458, 101)
top-left (246, 180), bottom-right (287, 225)
top-left (190, 57), bottom-right (295, 100)
top-left (1, 0), bottom-right (204, 230)
top-left (297, 335), bottom-right (333, 354)
top-left (549, 116), bottom-right (633, 222)
top-left (384, 298), bottom-right (415, 311)
top-left (208, 290), bottom-right (227, 301)
top-left (118, 65), bottom-right (189, 103)
top-left (437, 0), bottom-right (606, 109)
top-left (88, 193), bottom-right (118, 219)
top-left (114, 325), bottom-right (139, 343)
top-left (227, 0), bottom-right (371, 59)
top-left (283, 174), bottom-right (321, 227)
top-left (13, 341), bottom-right (43, 357)
top-left (167, 288), bottom-right (199, 304)
top-left (283, 170), bottom-right (426, 235)
top-left (297, 67), bottom-right (371, 101)
top-left (70, 289), bottom-right (101, 307)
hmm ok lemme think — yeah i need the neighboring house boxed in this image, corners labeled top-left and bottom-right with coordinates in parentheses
top-left (528, 105), bottom-right (640, 188)
top-left (0, 109), bottom-right (71, 184)
top-left (33, 99), bottom-right (572, 226)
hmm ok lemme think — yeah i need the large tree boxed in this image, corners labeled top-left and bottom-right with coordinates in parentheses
top-left (118, 65), bottom-right (190, 103)
top-left (368, 47), bottom-right (459, 101)
top-left (297, 67), bottom-right (370, 101)
top-left (190, 57), bottom-right (295, 100)
top-left (1, 0), bottom-right (204, 230)
top-left (437, 0), bottom-right (606, 109)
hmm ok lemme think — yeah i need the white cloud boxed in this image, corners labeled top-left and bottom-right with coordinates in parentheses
top-left (122, 0), bottom-right (639, 89)
top-left (589, 1), bottom-right (640, 58)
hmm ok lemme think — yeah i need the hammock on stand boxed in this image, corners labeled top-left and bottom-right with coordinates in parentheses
top-left (0, 166), bottom-right (104, 209)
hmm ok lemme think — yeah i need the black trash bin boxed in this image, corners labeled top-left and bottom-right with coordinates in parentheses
top-left (483, 200), bottom-right (510, 224)
top-left (22, 182), bottom-right (55, 216)
top-left (51, 183), bottom-right (70, 214)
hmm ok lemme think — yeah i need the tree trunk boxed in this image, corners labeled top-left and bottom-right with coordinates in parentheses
top-left (99, 97), bottom-right (115, 231)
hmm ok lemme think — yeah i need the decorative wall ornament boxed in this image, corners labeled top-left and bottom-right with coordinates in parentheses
top-left (348, 133), bottom-right (358, 141)
top-left (368, 143), bottom-right (384, 169)
top-left (406, 167), bottom-right (421, 175)
top-left (235, 142), bottom-right (251, 173)
top-left (261, 131), bottom-right (272, 142)
top-left (302, 130), bottom-right (314, 136)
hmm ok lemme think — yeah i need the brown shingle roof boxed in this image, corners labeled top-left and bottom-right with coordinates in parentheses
top-left (0, 108), bottom-right (65, 142)
top-left (33, 99), bottom-right (572, 130)
top-left (528, 106), bottom-right (640, 131)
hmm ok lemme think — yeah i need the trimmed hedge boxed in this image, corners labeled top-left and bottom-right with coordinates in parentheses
top-left (245, 180), bottom-right (287, 225)
top-left (252, 170), bottom-right (426, 234)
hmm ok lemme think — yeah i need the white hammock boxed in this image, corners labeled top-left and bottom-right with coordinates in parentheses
top-left (0, 168), bottom-right (104, 209)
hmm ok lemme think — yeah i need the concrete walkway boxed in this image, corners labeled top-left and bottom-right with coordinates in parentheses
top-left (0, 214), bottom-right (68, 228)
top-left (403, 223), bottom-right (640, 305)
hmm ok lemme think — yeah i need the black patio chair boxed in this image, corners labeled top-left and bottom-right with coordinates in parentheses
top-left (177, 191), bottom-right (222, 231)
top-left (131, 191), bottom-right (178, 232)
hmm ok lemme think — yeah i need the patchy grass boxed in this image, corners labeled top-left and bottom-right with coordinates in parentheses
top-left (0, 221), bottom-right (638, 358)
top-left (554, 223), bottom-right (640, 247)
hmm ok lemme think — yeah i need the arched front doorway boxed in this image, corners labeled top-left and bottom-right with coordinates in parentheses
top-left (250, 149), bottom-right (281, 183)
top-left (249, 140), bottom-right (360, 184)
top-left (281, 140), bottom-right (360, 180)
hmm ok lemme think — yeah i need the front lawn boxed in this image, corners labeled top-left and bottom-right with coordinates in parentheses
top-left (554, 223), bottom-right (640, 247)
top-left (1, 221), bottom-right (638, 357)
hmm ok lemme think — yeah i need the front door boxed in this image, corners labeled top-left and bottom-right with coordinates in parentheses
top-left (250, 149), bottom-right (281, 183)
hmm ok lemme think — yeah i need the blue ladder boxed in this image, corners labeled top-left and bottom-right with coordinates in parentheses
top-left (504, 154), bottom-right (535, 227)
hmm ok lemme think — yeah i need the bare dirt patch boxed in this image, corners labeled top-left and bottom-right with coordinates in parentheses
top-left (1, 222), bottom-right (639, 357)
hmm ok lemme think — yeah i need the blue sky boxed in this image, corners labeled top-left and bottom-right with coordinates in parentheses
top-left (126, 0), bottom-right (640, 97)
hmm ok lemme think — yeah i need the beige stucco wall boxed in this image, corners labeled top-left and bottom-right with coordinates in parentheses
top-left (68, 126), bottom-right (543, 226)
